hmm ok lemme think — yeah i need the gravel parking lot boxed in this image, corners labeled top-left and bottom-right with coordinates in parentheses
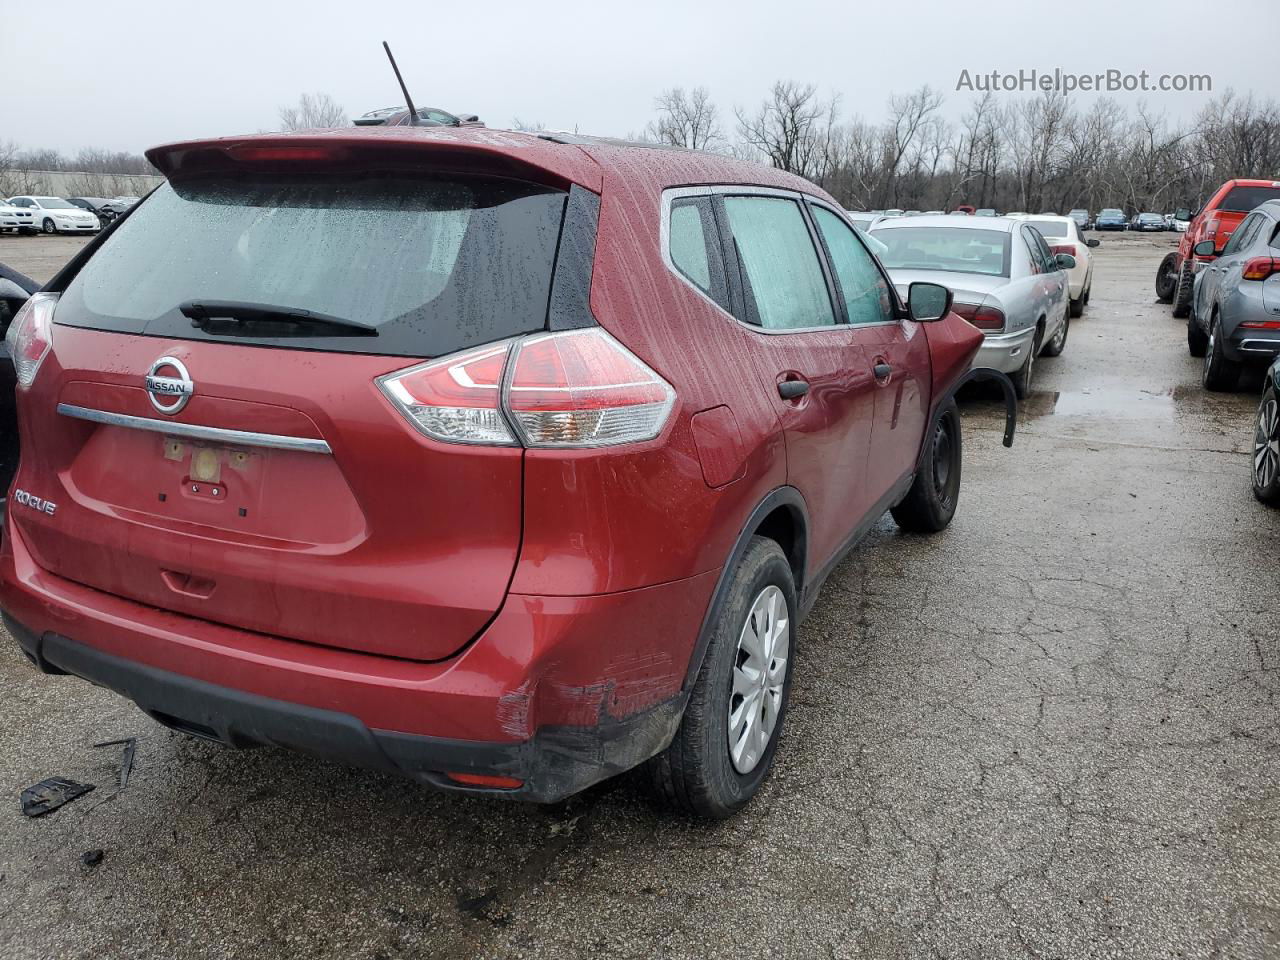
top-left (1, 233), bottom-right (1276, 959)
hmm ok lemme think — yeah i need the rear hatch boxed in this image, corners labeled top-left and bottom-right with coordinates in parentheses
top-left (14, 152), bottom-right (571, 661)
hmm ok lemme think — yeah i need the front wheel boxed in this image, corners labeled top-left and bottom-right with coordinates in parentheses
top-left (891, 398), bottom-right (962, 533)
top-left (1155, 253), bottom-right (1178, 302)
top-left (41, 218), bottom-right (57, 235)
top-left (647, 537), bottom-right (796, 818)
top-left (1041, 314), bottom-right (1069, 357)
top-left (1254, 384), bottom-right (1280, 505)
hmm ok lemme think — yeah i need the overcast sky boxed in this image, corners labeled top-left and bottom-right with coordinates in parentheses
top-left (2, 0), bottom-right (1269, 156)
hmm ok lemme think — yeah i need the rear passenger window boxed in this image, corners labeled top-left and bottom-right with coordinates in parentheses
top-left (810, 206), bottom-right (893, 326)
top-left (723, 195), bottom-right (836, 330)
top-left (668, 198), bottom-right (728, 310)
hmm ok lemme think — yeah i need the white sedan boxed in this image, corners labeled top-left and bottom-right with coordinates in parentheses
top-left (1006, 214), bottom-right (1099, 316)
top-left (0, 201), bottom-right (36, 234)
top-left (6, 196), bottom-right (100, 234)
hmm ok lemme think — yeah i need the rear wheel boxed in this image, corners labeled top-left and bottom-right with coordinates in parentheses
top-left (648, 537), bottom-right (796, 818)
top-left (1187, 312), bottom-right (1208, 357)
top-left (1010, 327), bottom-right (1040, 399)
top-left (1202, 316), bottom-right (1241, 391)
top-left (1254, 385), bottom-right (1280, 505)
top-left (1155, 253), bottom-right (1178, 302)
top-left (891, 398), bottom-right (962, 533)
top-left (1172, 261), bottom-right (1193, 318)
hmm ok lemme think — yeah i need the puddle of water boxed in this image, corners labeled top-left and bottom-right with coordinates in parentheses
top-left (1025, 388), bottom-right (1175, 420)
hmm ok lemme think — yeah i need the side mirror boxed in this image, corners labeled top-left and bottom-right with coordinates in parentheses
top-left (1193, 239), bottom-right (1216, 257)
top-left (1086, 238), bottom-right (1100, 248)
top-left (907, 281), bottom-right (952, 322)
top-left (1055, 253), bottom-right (1077, 270)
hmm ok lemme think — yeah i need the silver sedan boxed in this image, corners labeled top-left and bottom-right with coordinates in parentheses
top-left (869, 215), bottom-right (1075, 396)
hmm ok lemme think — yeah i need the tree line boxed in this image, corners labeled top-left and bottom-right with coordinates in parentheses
top-left (639, 84), bottom-right (1280, 215)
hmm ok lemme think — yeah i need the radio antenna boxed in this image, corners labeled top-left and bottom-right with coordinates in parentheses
top-left (382, 41), bottom-right (421, 126)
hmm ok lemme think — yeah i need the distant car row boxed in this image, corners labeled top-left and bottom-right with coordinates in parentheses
top-left (0, 195), bottom-right (139, 236)
top-left (858, 207), bottom-right (1192, 233)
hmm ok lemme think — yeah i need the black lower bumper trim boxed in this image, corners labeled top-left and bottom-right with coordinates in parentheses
top-left (2, 612), bottom-right (683, 804)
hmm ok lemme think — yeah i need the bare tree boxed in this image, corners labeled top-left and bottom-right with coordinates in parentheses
top-left (646, 87), bottom-right (724, 150)
top-left (735, 81), bottom-right (838, 179)
top-left (278, 92), bottom-right (347, 131)
top-left (880, 86), bottom-right (944, 207)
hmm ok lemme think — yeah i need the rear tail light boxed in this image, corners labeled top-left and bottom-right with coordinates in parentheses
top-left (1049, 244), bottom-right (1077, 258)
top-left (950, 301), bottom-right (1007, 332)
top-left (505, 329), bottom-right (675, 447)
top-left (1203, 216), bottom-right (1227, 252)
top-left (378, 328), bottom-right (675, 448)
top-left (1242, 257), bottom-right (1280, 281)
top-left (3, 292), bottom-right (57, 387)
top-left (1240, 320), bottom-right (1280, 330)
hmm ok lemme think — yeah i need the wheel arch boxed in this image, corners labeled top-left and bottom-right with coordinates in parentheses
top-left (680, 486), bottom-right (809, 690)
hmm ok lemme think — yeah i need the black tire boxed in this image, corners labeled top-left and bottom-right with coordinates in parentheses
top-left (1010, 326), bottom-right (1041, 399)
top-left (1172, 260), bottom-right (1193, 318)
top-left (891, 399), bottom-right (962, 533)
top-left (1155, 253), bottom-right (1178, 302)
top-left (18, 227), bottom-right (36, 236)
top-left (1253, 383), bottom-right (1280, 506)
top-left (1041, 314), bottom-right (1069, 357)
top-left (41, 218), bottom-right (57, 235)
top-left (647, 536), bottom-right (796, 818)
top-left (1069, 294), bottom-right (1084, 318)
top-left (1187, 312), bottom-right (1208, 357)
top-left (1083, 283), bottom-right (1091, 306)
top-left (1202, 315), bottom-right (1241, 392)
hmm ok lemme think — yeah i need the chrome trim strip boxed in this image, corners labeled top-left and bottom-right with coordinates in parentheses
top-left (56, 404), bottom-right (333, 455)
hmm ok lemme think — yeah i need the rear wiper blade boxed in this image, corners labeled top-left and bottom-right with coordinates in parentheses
top-left (179, 300), bottom-right (378, 337)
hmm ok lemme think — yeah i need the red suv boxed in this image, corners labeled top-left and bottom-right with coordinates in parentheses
top-left (1, 129), bottom-right (996, 817)
top-left (1157, 178), bottom-right (1280, 318)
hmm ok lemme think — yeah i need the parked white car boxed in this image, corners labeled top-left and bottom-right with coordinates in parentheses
top-left (1006, 213), bottom-right (1098, 316)
top-left (0, 201), bottom-right (36, 234)
top-left (870, 215), bottom-right (1074, 397)
top-left (6, 196), bottom-right (100, 234)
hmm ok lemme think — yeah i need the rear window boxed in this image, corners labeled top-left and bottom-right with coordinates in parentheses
top-left (1024, 219), bottom-right (1068, 237)
top-left (870, 226), bottom-right (1011, 278)
top-left (55, 174), bottom-right (567, 358)
top-left (1219, 185), bottom-right (1280, 213)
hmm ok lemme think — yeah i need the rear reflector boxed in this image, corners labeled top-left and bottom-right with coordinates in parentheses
top-left (1242, 257), bottom-right (1280, 281)
top-left (950, 301), bottom-right (1006, 332)
top-left (4, 292), bottom-right (58, 387)
top-left (445, 772), bottom-right (523, 790)
top-left (378, 328), bottom-right (675, 448)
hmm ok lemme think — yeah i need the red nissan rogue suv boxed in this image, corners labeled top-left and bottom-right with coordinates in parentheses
top-left (1, 127), bottom-right (998, 817)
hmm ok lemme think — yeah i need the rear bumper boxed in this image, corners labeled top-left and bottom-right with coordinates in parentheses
top-left (1, 519), bottom-right (717, 803)
top-left (973, 326), bottom-right (1036, 374)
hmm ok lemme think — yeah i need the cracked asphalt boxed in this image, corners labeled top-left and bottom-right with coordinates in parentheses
top-left (1, 233), bottom-right (1277, 959)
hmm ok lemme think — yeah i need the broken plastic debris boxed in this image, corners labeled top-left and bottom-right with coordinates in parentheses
top-left (93, 737), bottom-right (137, 793)
top-left (20, 778), bottom-right (95, 817)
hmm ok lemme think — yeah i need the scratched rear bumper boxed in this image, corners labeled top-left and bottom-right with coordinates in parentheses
top-left (1, 519), bottom-right (715, 802)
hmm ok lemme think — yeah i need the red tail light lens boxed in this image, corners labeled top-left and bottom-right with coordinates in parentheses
top-left (950, 301), bottom-right (1006, 332)
top-left (505, 328), bottom-right (675, 447)
top-left (1049, 244), bottom-right (1077, 258)
top-left (378, 341), bottom-right (518, 445)
top-left (1242, 257), bottom-right (1280, 281)
top-left (1240, 320), bottom-right (1280, 330)
top-left (3, 292), bottom-right (57, 387)
top-left (378, 328), bottom-right (675, 448)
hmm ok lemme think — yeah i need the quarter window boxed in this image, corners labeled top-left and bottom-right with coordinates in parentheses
top-left (810, 206), bottom-right (892, 326)
top-left (723, 195), bottom-right (836, 330)
top-left (668, 197), bottom-right (728, 310)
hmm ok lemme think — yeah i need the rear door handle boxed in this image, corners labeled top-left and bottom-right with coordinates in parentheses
top-left (777, 379), bottom-right (809, 400)
top-left (873, 362), bottom-right (893, 380)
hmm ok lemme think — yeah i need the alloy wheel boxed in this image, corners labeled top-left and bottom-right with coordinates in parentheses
top-left (1256, 396), bottom-right (1279, 491)
top-left (727, 584), bottom-right (789, 775)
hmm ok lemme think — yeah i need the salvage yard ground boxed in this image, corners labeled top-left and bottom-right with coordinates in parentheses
top-left (0, 233), bottom-right (1276, 959)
